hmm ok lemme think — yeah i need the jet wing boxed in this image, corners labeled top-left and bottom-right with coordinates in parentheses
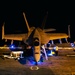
top-left (46, 33), bottom-right (68, 40)
top-left (2, 34), bottom-right (27, 41)
top-left (2, 24), bottom-right (28, 41)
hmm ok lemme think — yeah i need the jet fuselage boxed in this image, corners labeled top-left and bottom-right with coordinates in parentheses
top-left (24, 28), bottom-right (50, 62)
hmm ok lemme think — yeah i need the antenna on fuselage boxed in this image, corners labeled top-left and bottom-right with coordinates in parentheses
top-left (23, 12), bottom-right (30, 32)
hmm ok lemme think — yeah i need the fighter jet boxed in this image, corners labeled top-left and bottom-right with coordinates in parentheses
top-left (1, 12), bottom-right (69, 65)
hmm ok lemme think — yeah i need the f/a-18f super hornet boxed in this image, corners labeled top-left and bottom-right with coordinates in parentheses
top-left (1, 12), bottom-right (69, 65)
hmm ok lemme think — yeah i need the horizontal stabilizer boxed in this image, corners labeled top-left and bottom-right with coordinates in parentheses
top-left (43, 28), bottom-right (56, 32)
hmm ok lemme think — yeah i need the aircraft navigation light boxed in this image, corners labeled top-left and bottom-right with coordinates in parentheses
top-left (71, 43), bottom-right (74, 47)
top-left (9, 44), bottom-right (15, 50)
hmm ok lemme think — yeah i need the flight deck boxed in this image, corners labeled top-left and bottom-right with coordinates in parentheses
top-left (0, 49), bottom-right (75, 75)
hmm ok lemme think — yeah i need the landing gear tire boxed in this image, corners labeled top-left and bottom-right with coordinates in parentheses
top-left (14, 58), bottom-right (17, 60)
top-left (55, 51), bottom-right (58, 56)
top-left (35, 62), bottom-right (38, 65)
top-left (40, 56), bottom-right (43, 62)
top-left (73, 50), bottom-right (75, 52)
top-left (18, 58), bottom-right (26, 65)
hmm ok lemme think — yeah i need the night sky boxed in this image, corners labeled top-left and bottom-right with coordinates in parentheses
top-left (0, 1), bottom-right (75, 44)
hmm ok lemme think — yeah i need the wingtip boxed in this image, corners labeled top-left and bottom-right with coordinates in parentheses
top-left (2, 22), bottom-right (5, 28)
top-left (2, 22), bottom-right (5, 40)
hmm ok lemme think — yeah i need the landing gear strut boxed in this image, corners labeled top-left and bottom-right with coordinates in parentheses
top-left (35, 62), bottom-right (38, 65)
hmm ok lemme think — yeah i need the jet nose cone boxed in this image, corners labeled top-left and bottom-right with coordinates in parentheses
top-left (34, 53), bottom-right (40, 62)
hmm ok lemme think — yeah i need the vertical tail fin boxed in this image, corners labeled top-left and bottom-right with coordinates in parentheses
top-left (41, 12), bottom-right (48, 30)
top-left (23, 12), bottom-right (30, 32)
top-left (2, 23), bottom-right (5, 39)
